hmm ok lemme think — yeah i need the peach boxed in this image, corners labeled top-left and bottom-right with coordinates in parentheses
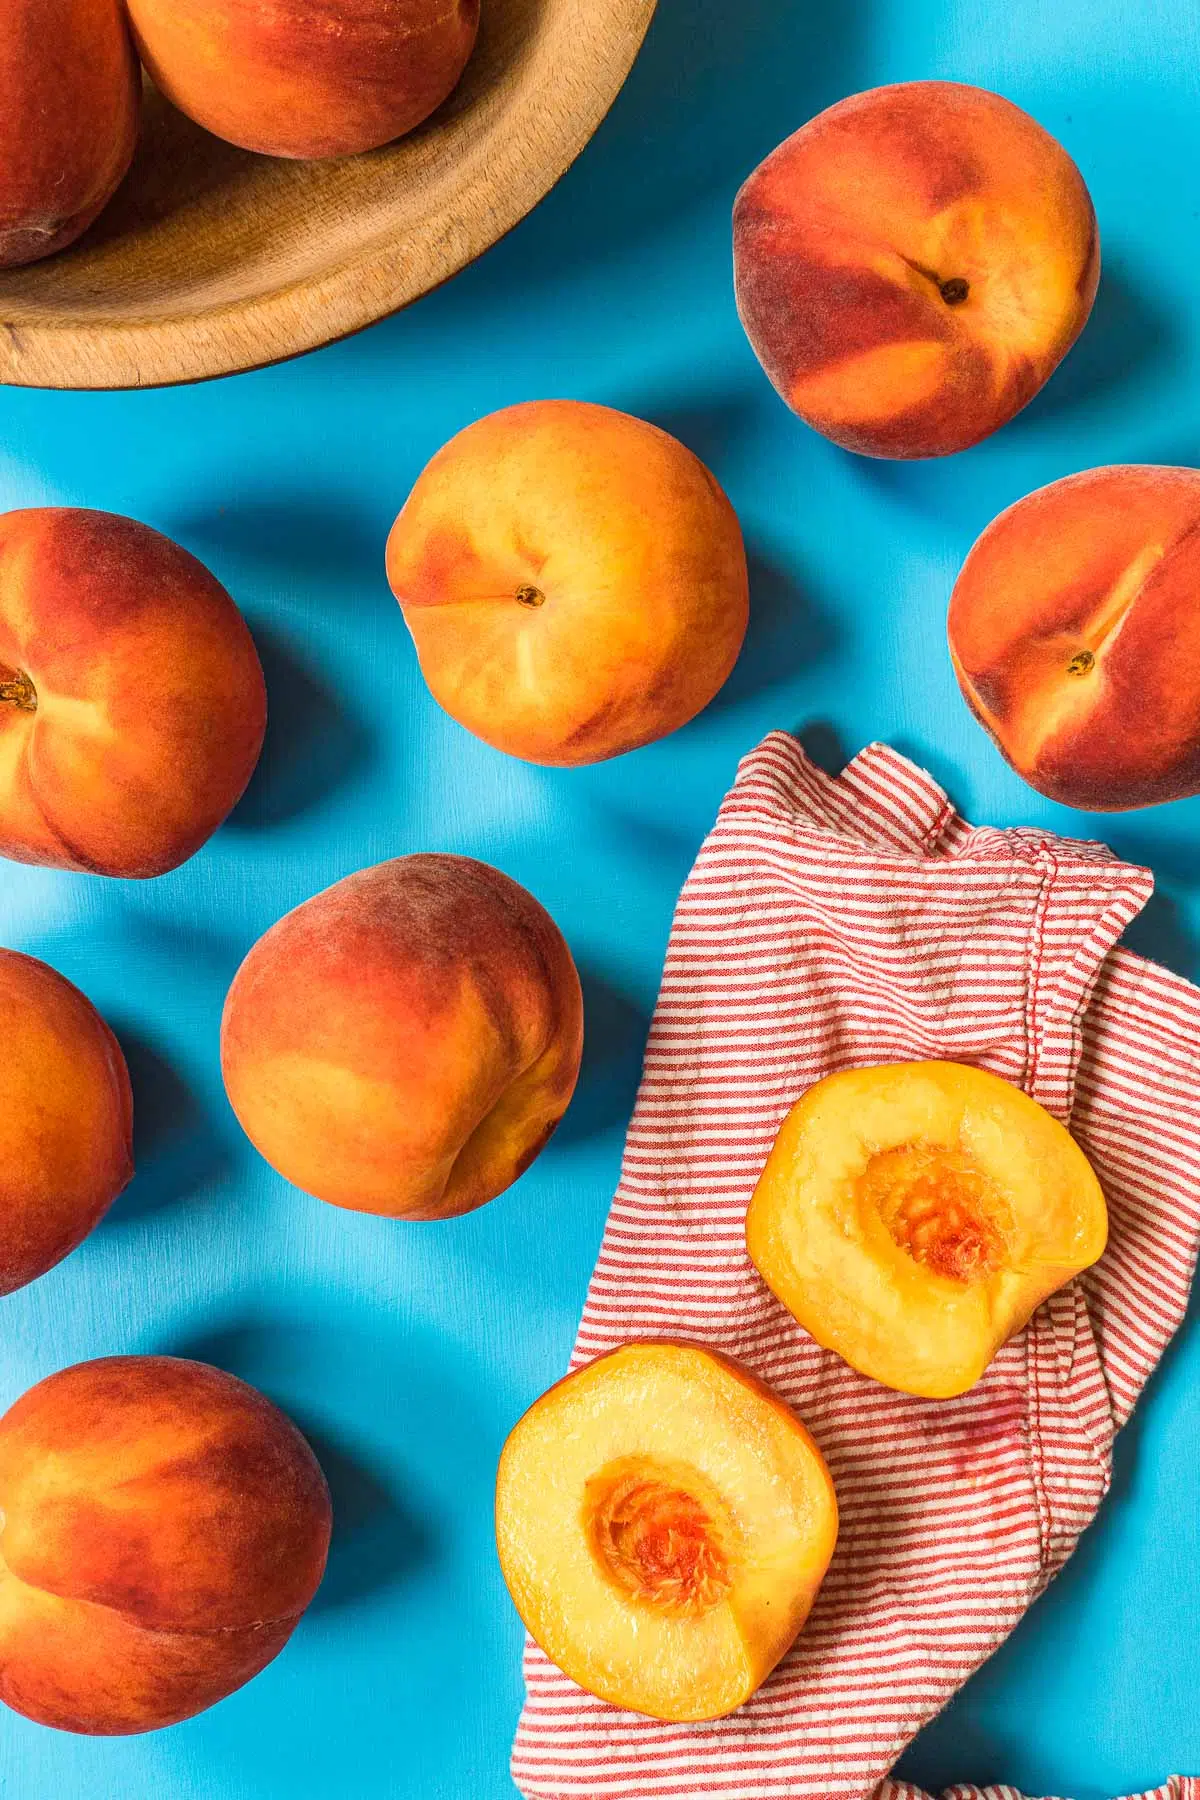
top-left (221, 853), bottom-right (583, 1219)
top-left (385, 401), bottom-right (749, 765)
top-left (0, 1356), bottom-right (331, 1734)
top-left (746, 1061), bottom-right (1107, 1399)
top-left (495, 1341), bottom-right (838, 1722)
top-left (126, 0), bottom-right (480, 161)
top-left (0, 509), bottom-right (266, 878)
top-left (949, 464), bottom-right (1200, 810)
top-left (0, 2), bottom-right (139, 269)
top-left (733, 81), bottom-right (1099, 458)
top-left (0, 949), bottom-right (132, 1294)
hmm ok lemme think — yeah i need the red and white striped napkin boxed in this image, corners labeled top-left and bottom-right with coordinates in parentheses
top-left (512, 731), bottom-right (1200, 1800)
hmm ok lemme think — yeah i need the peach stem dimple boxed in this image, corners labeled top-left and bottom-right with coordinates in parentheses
top-left (0, 669), bottom-right (35, 712)
top-left (515, 584), bottom-right (546, 609)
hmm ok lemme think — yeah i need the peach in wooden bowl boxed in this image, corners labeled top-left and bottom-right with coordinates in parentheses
top-left (386, 401), bottom-right (749, 765)
top-left (0, 948), bottom-right (132, 1295)
top-left (0, 1356), bottom-right (331, 1734)
top-left (126, 0), bottom-right (481, 161)
top-left (0, 1), bottom-right (659, 388)
top-left (733, 81), bottom-right (1099, 458)
top-left (0, 1), bottom-right (139, 270)
top-left (950, 464), bottom-right (1200, 810)
top-left (0, 508), bottom-right (265, 877)
top-left (221, 853), bottom-right (583, 1219)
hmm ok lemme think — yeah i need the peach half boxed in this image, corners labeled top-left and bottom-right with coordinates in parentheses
top-left (495, 1341), bottom-right (838, 1722)
top-left (0, 1356), bottom-right (331, 1734)
top-left (0, 509), bottom-right (266, 878)
top-left (386, 401), bottom-right (749, 765)
top-left (746, 1062), bottom-right (1107, 1398)
top-left (221, 853), bottom-right (583, 1219)
top-left (733, 81), bottom-right (1099, 458)
top-left (950, 464), bottom-right (1200, 810)
top-left (0, 948), bottom-right (133, 1295)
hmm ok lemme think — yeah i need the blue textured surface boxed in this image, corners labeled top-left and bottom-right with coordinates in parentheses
top-left (2, 2), bottom-right (1200, 1796)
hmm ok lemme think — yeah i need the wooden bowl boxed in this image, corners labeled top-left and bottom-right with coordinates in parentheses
top-left (0, 0), bottom-right (656, 390)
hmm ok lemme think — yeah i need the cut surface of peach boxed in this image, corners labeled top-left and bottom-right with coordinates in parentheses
top-left (746, 1061), bottom-right (1107, 1399)
top-left (495, 1341), bottom-right (837, 1722)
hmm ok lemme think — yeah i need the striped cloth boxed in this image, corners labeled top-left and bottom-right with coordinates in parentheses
top-left (511, 732), bottom-right (1200, 1800)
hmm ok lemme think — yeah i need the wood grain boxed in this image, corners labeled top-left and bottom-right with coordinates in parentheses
top-left (0, 0), bottom-right (657, 389)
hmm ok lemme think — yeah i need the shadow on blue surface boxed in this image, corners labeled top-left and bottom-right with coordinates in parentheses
top-left (169, 1319), bottom-right (445, 1616)
top-left (166, 490), bottom-right (388, 594)
top-left (556, 965), bottom-right (650, 1147)
top-left (1005, 252), bottom-right (1181, 440)
top-left (103, 1026), bottom-right (231, 1226)
top-left (230, 621), bottom-right (377, 832)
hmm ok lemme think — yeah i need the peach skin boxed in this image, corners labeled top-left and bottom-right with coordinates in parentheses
top-left (0, 1356), bottom-right (331, 1734)
top-left (0, 948), bottom-right (132, 1295)
top-left (496, 1341), bottom-right (838, 1721)
top-left (221, 853), bottom-right (583, 1219)
top-left (0, 509), bottom-right (266, 877)
top-left (126, 0), bottom-right (480, 160)
top-left (949, 465), bottom-right (1200, 810)
top-left (733, 81), bottom-right (1099, 458)
top-left (0, 1), bottom-right (139, 269)
top-left (385, 401), bottom-right (749, 765)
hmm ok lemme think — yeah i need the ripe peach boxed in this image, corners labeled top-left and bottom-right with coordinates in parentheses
top-left (0, 2), bottom-right (139, 269)
top-left (221, 853), bottom-right (583, 1219)
top-left (733, 81), bottom-right (1099, 458)
top-left (746, 1061), bottom-right (1107, 1399)
top-left (496, 1341), bottom-right (838, 1722)
top-left (0, 509), bottom-right (266, 878)
top-left (385, 401), bottom-right (749, 765)
top-left (0, 949), bottom-right (132, 1294)
top-left (126, 0), bottom-right (480, 160)
top-left (950, 464), bottom-right (1200, 810)
top-left (0, 1356), bottom-right (331, 1734)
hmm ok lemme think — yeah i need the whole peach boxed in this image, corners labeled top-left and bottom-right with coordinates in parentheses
top-left (734, 82), bottom-right (1099, 458)
top-left (221, 854), bottom-right (583, 1218)
top-left (950, 464), bottom-right (1200, 810)
top-left (0, 1), bottom-right (139, 269)
top-left (0, 509), bottom-right (266, 877)
top-left (0, 949), bottom-right (132, 1294)
top-left (0, 1357), bottom-right (331, 1734)
top-left (126, 0), bottom-right (480, 160)
top-left (386, 401), bottom-right (749, 765)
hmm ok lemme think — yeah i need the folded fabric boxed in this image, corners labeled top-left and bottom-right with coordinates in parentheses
top-left (511, 732), bottom-right (1200, 1800)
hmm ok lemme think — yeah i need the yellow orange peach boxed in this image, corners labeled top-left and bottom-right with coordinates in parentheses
top-left (386, 401), bottom-right (749, 765)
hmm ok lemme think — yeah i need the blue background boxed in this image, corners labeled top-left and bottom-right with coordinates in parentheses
top-left (2, 1), bottom-right (1200, 1795)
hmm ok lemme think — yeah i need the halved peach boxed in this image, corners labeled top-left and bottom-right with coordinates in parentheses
top-left (746, 1061), bottom-right (1107, 1399)
top-left (495, 1340), bottom-right (837, 1722)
